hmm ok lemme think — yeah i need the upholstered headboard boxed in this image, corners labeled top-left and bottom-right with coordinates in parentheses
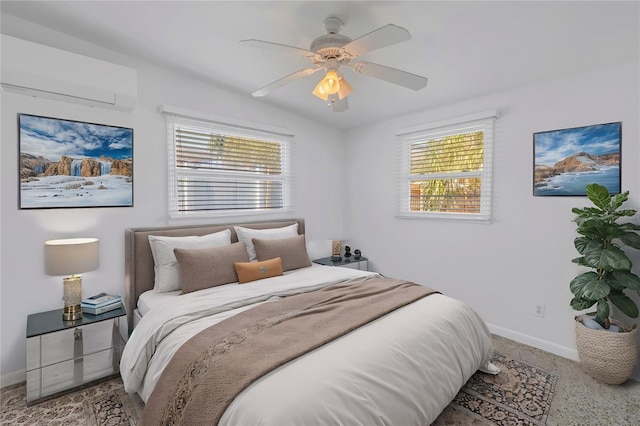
top-left (124, 218), bottom-right (305, 333)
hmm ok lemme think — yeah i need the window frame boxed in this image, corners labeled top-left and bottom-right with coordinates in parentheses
top-left (396, 110), bottom-right (497, 222)
top-left (163, 106), bottom-right (295, 219)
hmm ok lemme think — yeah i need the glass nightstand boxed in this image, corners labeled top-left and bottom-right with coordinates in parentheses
top-left (26, 306), bottom-right (126, 405)
top-left (313, 256), bottom-right (369, 271)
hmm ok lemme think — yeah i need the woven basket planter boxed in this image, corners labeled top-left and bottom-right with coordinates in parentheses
top-left (575, 315), bottom-right (638, 385)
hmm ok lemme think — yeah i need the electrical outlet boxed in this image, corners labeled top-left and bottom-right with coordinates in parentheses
top-left (534, 304), bottom-right (545, 318)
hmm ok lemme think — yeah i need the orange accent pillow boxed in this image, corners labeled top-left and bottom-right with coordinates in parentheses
top-left (234, 257), bottom-right (284, 284)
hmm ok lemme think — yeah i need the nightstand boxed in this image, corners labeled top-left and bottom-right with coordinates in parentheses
top-left (313, 256), bottom-right (369, 271)
top-left (26, 306), bottom-right (126, 405)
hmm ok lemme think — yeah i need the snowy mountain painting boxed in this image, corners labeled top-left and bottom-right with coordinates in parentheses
top-left (19, 114), bottom-right (133, 209)
top-left (533, 122), bottom-right (621, 196)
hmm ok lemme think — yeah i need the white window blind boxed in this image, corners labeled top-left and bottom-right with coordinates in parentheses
top-left (397, 110), bottom-right (496, 222)
top-left (165, 113), bottom-right (294, 218)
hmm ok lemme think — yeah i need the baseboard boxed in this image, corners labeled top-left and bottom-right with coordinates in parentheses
top-left (487, 323), bottom-right (579, 361)
top-left (1, 369), bottom-right (25, 388)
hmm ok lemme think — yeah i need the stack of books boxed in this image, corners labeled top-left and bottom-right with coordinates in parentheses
top-left (81, 292), bottom-right (122, 315)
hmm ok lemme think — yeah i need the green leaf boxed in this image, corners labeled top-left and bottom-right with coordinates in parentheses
top-left (570, 297), bottom-right (595, 311)
top-left (595, 299), bottom-right (610, 324)
top-left (619, 222), bottom-right (640, 231)
top-left (583, 245), bottom-right (631, 270)
top-left (609, 292), bottom-right (639, 318)
top-left (611, 191), bottom-right (630, 211)
top-left (573, 237), bottom-right (591, 255)
top-left (570, 272), bottom-right (610, 300)
top-left (571, 256), bottom-right (588, 266)
top-left (586, 183), bottom-right (612, 211)
top-left (617, 231), bottom-right (640, 249)
top-left (609, 270), bottom-right (640, 291)
top-left (615, 209), bottom-right (637, 218)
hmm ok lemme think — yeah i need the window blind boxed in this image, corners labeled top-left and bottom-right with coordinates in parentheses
top-left (166, 114), bottom-right (293, 218)
top-left (397, 112), bottom-right (495, 222)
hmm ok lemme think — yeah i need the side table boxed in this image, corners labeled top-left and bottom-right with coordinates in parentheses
top-left (26, 306), bottom-right (126, 405)
top-left (313, 256), bottom-right (369, 271)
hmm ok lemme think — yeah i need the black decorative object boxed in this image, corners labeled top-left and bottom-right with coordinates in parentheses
top-left (354, 249), bottom-right (361, 260)
top-left (344, 246), bottom-right (351, 258)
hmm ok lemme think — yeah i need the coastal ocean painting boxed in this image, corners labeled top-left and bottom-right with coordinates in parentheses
top-left (533, 122), bottom-right (621, 196)
top-left (19, 114), bottom-right (133, 209)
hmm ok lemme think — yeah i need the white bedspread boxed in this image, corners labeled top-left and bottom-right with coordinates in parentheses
top-left (120, 265), bottom-right (494, 424)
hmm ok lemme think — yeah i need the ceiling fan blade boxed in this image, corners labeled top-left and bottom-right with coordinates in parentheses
top-left (343, 24), bottom-right (411, 57)
top-left (352, 61), bottom-right (428, 91)
top-left (329, 95), bottom-right (349, 112)
top-left (240, 39), bottom-right (315, 59)
top-left (252, 67), bottom-right (322, 97)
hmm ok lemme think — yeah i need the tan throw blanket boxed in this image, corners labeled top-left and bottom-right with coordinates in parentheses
top-left (140, 277), bottom-right (438, 425)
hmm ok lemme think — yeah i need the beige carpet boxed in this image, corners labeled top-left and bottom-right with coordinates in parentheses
top-left (2, 335), bottom-right (638, 425)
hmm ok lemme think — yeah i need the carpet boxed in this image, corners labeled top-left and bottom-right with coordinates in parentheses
top-left (450, 352), bottom-right (559, 425)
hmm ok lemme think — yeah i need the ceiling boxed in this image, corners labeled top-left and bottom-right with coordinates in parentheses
top-left (1, 1), bottom-right (638, 130)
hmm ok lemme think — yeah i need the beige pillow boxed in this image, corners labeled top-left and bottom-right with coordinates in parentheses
top-left (252, 234), bottom-right (312, 272)
top-left (148, 229), bottom-right (232, 292)
top-left (174, 242), bottom-right (249, 294)
top-left (234, 223), bottom-right (298, 261)
top-left (234, 257), bottom-right (284, 284)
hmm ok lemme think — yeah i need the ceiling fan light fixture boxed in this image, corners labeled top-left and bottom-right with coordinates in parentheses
top-left (312, 79), bottom-right (328, 100)
top-left (312, 69), bottom-right (341, 100)
top-left (337, 76), bottom-right (353, 99)
top-left (321, 70), bottom-right (340, 95)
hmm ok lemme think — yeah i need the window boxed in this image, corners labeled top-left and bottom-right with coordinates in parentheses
top-left (164, 109), bottom-right (293, 218)
top-left (397, 110), bottom-right (496, 222)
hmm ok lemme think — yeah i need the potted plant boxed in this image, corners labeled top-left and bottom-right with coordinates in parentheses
top-left (570, 183), bottom-right (640, 384)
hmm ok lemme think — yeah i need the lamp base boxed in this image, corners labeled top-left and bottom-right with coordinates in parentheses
top-left (62, 275), bottom-right (83, 321)
top-left (63, 304), bottom-right (83, 321)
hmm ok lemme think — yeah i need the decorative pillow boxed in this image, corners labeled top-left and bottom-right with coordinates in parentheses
top-left (234, 223), bottom-right (298, 261)
top-left (148, 229), bottom-right (232, 292)
top-left (234, 257), bottom-right (284, 284)
top-left (174, 242), bottom-right (249, 294)
top-left (252, 234), bottom-right (312, 272)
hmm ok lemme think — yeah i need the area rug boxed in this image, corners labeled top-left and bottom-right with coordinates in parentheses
top-left (450, 352), bottom-right (558, 426)
top-left (0, 377), bottom-right (138, 425)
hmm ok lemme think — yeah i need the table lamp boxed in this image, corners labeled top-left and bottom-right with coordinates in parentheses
top-left (331, 240), bottom-right (342, 262)
top-left (44, 238), bottom-right (99, 320)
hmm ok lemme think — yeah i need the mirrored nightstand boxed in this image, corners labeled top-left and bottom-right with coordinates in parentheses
top-left (313, 256), bottom-right (369, 271)
top-left (26, 306), bottom-right (126, 405)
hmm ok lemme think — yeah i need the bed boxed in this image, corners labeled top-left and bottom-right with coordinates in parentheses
top-left (121, 218), bottom-right (497, 425)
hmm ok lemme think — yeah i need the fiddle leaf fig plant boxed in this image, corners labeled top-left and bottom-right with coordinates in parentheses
top-left (570, 183), bottom-right (640, 329)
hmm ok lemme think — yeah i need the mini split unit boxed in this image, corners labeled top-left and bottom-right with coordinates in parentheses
top-left (1, 35), bottom-right (137, 111)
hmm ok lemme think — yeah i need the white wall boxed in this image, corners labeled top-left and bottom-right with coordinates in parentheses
top-left (0, 35), bottom-right (348, 383)
top-left (343, 61), bottom-right (640, 375)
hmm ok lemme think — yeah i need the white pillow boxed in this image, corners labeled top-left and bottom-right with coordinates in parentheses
top-left (148, 229), bottom-right (232, 292)
top-left (234, 223), bottom-right (298, 261)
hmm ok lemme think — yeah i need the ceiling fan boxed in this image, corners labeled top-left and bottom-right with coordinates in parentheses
top-left (240, 17), bottom-right (428, 112)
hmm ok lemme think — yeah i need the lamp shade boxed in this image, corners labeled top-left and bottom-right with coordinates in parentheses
top-left (44, 238), bottom-right (99, 276)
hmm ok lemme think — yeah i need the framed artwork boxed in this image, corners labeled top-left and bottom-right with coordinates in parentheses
top-left (18, 114), bottom-right (133, 209)
top-left (533, 122), bottom-right (621, 196)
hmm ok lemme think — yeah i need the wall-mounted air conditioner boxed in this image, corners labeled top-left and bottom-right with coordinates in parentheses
top-left (0, 35), bottom-right (137, 111)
